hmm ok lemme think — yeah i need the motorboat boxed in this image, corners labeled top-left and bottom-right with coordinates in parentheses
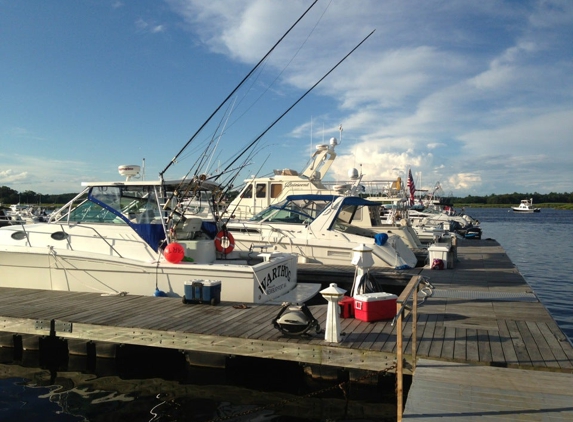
top-left (225, 137), bottom-right (343, 220)
top-left (0, 208), bottom-right (30, 226)
top-left (0, 166), bottom-right (319, 304)
top-left (0, 8), bottom-right (377, 305)
top-left (225, 194), bottom-right (420, 269)
top-left (0, 209), bottom-right (17, 228)
top-left (512, 198), bottom-right (540, 213)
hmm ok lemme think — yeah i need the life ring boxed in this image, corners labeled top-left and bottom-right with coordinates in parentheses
top-left (214, 230), bottom-right (235, 254)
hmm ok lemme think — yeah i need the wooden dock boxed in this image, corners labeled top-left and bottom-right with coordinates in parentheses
top-left (1, 239), bottom-right (573, 420)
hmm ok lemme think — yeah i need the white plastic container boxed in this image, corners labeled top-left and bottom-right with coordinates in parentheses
top-left (428, 244), bottom-right (450, 269)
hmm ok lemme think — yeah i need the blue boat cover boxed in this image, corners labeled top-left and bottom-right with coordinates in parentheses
top-left (374, 233), bottom-right (388, 246)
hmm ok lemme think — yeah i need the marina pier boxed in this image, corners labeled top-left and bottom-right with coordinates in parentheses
top-left (1, 239), bottom-right (573, 421)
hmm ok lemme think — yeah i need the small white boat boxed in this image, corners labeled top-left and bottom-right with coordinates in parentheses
top-left (226, 194), bottom-right (420, 269)
top-left (0, 166), bottom-right (319, 304)
top-left (512, 198), bottom-right (540, 213)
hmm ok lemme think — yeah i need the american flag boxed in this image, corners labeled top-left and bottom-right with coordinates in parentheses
top-left (407, 168), bottom-right (416, 206)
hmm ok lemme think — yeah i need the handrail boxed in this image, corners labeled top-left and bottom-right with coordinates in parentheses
top-left (11, 223), bottom-right (159, 261)
top-left (393, 274), bottom-right (431, 422)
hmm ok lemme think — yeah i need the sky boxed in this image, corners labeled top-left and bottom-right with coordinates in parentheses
top-left (1, 0), bottom-right (572, 198)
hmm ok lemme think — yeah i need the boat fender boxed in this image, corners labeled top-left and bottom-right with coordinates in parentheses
top-left (431, 258), bottom-right (444, 270)
top-left (154, 288), bottom-right (167, 297)
top-left (214, 230), bottom-right (235, 254)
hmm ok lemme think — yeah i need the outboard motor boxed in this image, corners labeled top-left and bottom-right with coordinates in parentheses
top-left (272, 302), bottom-right (320, 336)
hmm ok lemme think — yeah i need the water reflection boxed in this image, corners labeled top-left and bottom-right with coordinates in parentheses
top-left (0, 346), bottom-right (398, 422)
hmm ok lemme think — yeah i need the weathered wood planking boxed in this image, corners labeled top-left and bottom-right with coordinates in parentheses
top-left (404, 359), bottom-right (573, 421)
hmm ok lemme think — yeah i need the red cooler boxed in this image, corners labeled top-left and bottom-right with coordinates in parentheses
top-left (354, 292), bottom-right (397, 322)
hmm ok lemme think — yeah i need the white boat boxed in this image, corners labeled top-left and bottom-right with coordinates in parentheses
top-left (0, 166), bottom-right (319, 304)
top-left (512, 198), bottom-right (540, 213)
top-left (225, 137), bottom-right (343, 220)
top-left (225, 194), bottom-right (420, 269)
top-left (1, 209), bottom-right (25, 227)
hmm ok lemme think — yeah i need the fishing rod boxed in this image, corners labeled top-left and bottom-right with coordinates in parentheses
top-left (216, 29), bottom-right (376, 182)
top-left (159, 0), bottom-right (318, 178)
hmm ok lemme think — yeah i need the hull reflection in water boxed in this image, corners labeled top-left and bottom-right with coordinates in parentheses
top-left (0, 347), bottom-right (400, 421)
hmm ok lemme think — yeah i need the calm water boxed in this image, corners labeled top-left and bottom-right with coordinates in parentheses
top-left (466, 207), bottom-right (573, 342)
top-left (1, 207), bottom-right (572, 421)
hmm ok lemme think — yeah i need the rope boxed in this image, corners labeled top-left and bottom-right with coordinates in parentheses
top-left (45, 246), bottom-right (125, 296)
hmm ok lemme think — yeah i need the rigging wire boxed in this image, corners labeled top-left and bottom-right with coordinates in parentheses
top-left (159, 0), bottom-right (318, 178)
top-left (210, 0), bottom-right (333, 145)
top-left (215, 29), bottom-right (376, 184)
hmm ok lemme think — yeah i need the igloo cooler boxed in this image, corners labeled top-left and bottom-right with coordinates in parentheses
top-left (354, 292), bottom-right (397, 322)
top-left (183, 280), bottom-right (221, 305)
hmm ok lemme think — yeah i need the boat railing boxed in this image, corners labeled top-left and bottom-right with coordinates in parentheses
top-left (392, 274), bottom-right (433, 422)
top-left (13, 223), bottom-right (156, 260)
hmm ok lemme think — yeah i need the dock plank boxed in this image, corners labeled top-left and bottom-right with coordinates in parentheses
top-left (404, 359), bottom-right (573, 421)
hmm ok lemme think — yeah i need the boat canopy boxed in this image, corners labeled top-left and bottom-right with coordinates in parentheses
top-left (51, 184), bottom-right (174, 252)
top-left (249, 195), bottom-right (338, 223)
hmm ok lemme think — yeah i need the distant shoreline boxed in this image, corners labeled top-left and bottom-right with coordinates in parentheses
top-left (454, 203), bottom-right (573, 210)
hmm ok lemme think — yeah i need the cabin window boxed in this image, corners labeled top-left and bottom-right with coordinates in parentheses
top-left (10, 231), bottom-right (27, 241)
top-left (241, 184), bottom-right (253, 198)
top-left (256, 183), bottom-right (266, 198)
top-left (51, 231), bottom-right (69, 241)
top-left (353, 207), bottom-right (363, 222)
top-left (270, 183), bottom-right (282, 198)
top-left (337, 205), bottom-right (358, 224)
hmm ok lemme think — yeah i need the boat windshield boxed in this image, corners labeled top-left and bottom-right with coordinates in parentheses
top-left (249, 196), bottom-right (335, 223)
top-left (54, 186), bottom-right (170, 225)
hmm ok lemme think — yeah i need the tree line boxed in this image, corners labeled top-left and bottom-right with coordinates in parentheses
top-left (1, 184), bottom-right (572, 209)
top-left (0, 186), bottom-right (77, 208)
top-left (449, 192), bottom-right (573, 205)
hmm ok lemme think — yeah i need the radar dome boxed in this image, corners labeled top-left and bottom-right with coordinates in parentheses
top-left (329, 137), bottom-right (339, 146)
top-left (348, 167), bottom-right (359, 180)
top-left (118, 165), bottom-right (141, 180)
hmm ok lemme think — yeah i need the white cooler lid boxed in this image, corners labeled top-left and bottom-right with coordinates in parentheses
top-left (428, 244), bottom-right (450, 251)
top-left (184, 279), bottom-right (221, 286)
top-left (354, 292), bottom-right (397, 302)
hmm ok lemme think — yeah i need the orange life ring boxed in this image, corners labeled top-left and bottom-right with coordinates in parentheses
top-left (214, 230), bottom-right (235, 254)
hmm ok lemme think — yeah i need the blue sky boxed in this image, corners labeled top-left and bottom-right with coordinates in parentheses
top-left (1, 0), bottom-right (572, 197)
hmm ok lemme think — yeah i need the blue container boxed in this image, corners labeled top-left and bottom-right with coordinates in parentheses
top-left (183, 280), bottom-right (221, 305)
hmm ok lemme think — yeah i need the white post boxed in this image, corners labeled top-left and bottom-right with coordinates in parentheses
top-left (320, 283), bottom-right (346, 343)
top-left (351, 244), bottom-right (375, 297)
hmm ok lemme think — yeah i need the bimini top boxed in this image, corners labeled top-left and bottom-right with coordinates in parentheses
top-left (80, 177), bottom-right (221, 191)
top-left (247, 194), bottom-right (384, 225)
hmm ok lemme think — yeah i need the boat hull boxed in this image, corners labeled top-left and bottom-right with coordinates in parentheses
top-left (0, 246), bottom-right (312, 304)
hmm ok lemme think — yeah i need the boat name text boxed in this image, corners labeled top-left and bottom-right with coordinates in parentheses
top-left (259, 264), bottom-right (291, 294)
top-left (284, 182), bottom-right (310, 188)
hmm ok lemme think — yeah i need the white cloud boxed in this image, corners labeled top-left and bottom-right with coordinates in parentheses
top-left (0, 154), bottom-right (106, 194)
top-left (0, 169), bottom-right (29, 184)
top-left (459, 109), bottom-right (573, 156)
top-left (135, 18), bottom-right (166, 34)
